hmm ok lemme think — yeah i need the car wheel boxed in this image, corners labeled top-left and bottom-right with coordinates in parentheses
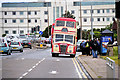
top-left (30, 46), bottom-right (32, 49)
top-left (20, 49), bottom-right (23, 52)
top-left (70, 54), bottom-right (75, 57)
top-left (7, 50), bottom-right (11, 55)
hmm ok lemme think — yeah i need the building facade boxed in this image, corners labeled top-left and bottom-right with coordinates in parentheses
top-left (0, 0), bottom-right (115, 37)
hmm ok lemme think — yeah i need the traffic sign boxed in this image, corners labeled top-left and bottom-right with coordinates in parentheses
top-left (39, 31), bottom-right (43, 35)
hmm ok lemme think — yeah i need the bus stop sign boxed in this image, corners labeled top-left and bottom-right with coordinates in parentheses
top-left (39, 31), bottom-right (43, 35)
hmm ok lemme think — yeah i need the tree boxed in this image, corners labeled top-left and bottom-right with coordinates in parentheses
top-left (42, 25), bottom-right (52, 38)
top-left (62, 11), bottom-right (75, 19)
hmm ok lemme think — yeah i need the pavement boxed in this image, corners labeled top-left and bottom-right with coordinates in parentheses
top-left (78, 55), bottom-right (119, 79)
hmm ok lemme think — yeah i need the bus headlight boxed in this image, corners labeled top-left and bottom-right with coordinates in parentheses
top-left (55, 45), bottom-right (58, 47)
top-left (68, 46), bottom-right (73, 53)
top-left (53, 45), bottom-right (59, 52)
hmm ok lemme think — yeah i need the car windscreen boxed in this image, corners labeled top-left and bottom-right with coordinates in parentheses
top-left (20, 36), bottom-right (26, 38)
top-left (22, 40), bottom-right (29, 43)
top-left (56, 21), bottom-right (65, 26)
top-left (66, 21), bottom-right (74, 28)
top-left (0, 43), bottom-right (6, 47)
top-left (11, 42), bottom-right (19, 45)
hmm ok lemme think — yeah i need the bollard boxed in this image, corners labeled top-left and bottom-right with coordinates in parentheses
top-left (106, 57), bottom-right (115, 79)
top-left (107, 44), bottom-right (113, 56)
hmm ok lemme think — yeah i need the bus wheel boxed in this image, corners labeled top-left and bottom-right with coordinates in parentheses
top-left (70, 54), bottom-right (75, 57)
top-left (52, 53), bottom-right (55, 57)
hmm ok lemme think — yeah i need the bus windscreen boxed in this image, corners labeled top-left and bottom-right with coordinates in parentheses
top-left (56, 21), bottom-right (65, 26)
top-left (66, 21), bottom-right (74, 28)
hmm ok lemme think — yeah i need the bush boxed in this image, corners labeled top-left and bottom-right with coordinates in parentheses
top-left (2, 34), bottom-right (6, 37)
top-left (113, 46), bottom-right (118, 56)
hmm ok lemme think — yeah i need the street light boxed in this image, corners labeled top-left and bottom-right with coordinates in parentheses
top-left (91, 4), bottom-right (93, 40)
top-left (80, 0), bottom-right (82, 39)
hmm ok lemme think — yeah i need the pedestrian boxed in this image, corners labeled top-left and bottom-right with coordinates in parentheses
top-left (80, 41), bottom-right (86, 55)
top-left (91, 39), bottom-right (98, 58)
top-left (97, 39), bottom-right (101, 55)
top-left (85, 40), bottom-right (90, 56)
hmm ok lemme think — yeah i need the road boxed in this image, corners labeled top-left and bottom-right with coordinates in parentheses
top-left (0, 48), bottom-right (88, 80)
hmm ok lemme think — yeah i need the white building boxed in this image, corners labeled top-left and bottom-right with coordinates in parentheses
top-left (0, 0), bottom-right (115, 37)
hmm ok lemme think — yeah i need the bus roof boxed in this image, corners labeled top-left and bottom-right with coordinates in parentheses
top-left (56, 17), bottom-right (76, 22)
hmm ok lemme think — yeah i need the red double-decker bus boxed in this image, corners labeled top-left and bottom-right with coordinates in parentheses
top-left (51, 17), bottom-right (77, 57)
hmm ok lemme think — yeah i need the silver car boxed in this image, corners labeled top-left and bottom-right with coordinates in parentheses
top-left (10, 41), bottom-right (23, 52)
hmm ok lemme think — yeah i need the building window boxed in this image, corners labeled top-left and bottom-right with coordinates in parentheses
top-left (97, 18), bottom-right (100, 21)
top-left (5, 20), bottom-right (7, 23)
top-left (5, 31), bottom-right (9, 34)
top-left (4, 12), bottom-right (7, 15)
top-left (91, 10), bottom-right (94, 13)
top-left (28, 19), bottom-right (31, 23)
top-left (97, 10), bottom-right (100, 13)
top-left (44, 19), bottom-right (48, 22)
top-left (13, 30), bottom-right (16, 34)
top-left (28, 11), bottom-right (31, 15)
top-left (107, 17), bottom-right (110, 21)
top-left (84, 18), bottom-right (87, 22)
top-left (71, 10), bottom-right (75, 14)
top-left (20, 19), bottom-right (24, 23)
top-left (44, 11), bottom-right (48, 14)
top-left (102, 9), bottom-right (104, 13)
top-left (61, 7), bottom-right (63, 17)
top-left (12, 19), bottom-right (16, 23)
top-left (56, 7), bottom-right (59, 18)
top-left (106, 9), bottom-right (110, 13)
top-left (20, 30), bottom-right (24, 34)
top-left (83, 10), bottom-right (87, 14)
top-left (20, 11), bottom-right (24, 15)
top-left (112, 17), bottom-right (115, 21)
top-left (35, 19), bottom-right (37, 23)
top-left (35, 11), bottom-right (37, 15)
top-left (103, 18), bottom-right (105, 21)
top-left (112, 9), bottom-right (115, 13)
top-left (12, 11), bottom-right (16, 15)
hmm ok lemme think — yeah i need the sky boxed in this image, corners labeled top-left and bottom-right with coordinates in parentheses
top-left (0, 0), bottom-right (38, 7)
top-left (0, 0), bottom-right (115, 7)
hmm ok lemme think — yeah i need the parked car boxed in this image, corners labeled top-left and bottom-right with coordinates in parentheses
top-left (21, 40), bottom-right (32, 49)
top-left (76, 39), bottom-right (86, 52)
top-left (0, 37), bottom-right (11, 55)
top-left (10, 41), bottom-right (23, 52)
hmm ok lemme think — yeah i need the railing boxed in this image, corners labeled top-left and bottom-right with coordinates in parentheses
top-left (106, 57), bottom-right (115, 79)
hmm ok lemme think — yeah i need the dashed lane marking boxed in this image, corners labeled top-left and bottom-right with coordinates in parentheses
top-left (18, 58), bottom-right (45, 80)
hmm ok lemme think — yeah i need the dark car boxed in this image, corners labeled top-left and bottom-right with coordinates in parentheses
top-left (21, 40), bottom-right (32, 49)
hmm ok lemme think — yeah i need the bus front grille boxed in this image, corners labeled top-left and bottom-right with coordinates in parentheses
top-left (60, 45), bottom-right (67, 53)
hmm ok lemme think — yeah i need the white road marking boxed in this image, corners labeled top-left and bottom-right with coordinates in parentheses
top-left (56, 59), bottom-right (60, 62)
top-left (49, 71), bottom-right (57, 75)
top-left (28, 68), bottom-right (32, 72)
top-left (18, 58), bottom-right (45, 79)
top-left (22, 72), bottom-right (28, 76)
top-left (21, 58), bottom-right (24, 60)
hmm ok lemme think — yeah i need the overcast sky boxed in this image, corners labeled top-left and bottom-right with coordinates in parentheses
top-left (0, 0), bottom-right (115, 7)
top-left (0, 0), bottom-right (38, 7)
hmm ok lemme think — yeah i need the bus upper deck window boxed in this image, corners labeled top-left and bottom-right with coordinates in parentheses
top-left (56, 21), bottom-right (65, 26)
top-left (66, 21), bottom-right (74, 28)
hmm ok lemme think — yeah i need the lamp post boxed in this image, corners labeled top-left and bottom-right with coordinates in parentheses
top-left (80, 0), bottom-right (82, 39)
top-left (47, 3), bottom-right (49, 38)
top-left (91, 4), bottom-right (93, 40)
